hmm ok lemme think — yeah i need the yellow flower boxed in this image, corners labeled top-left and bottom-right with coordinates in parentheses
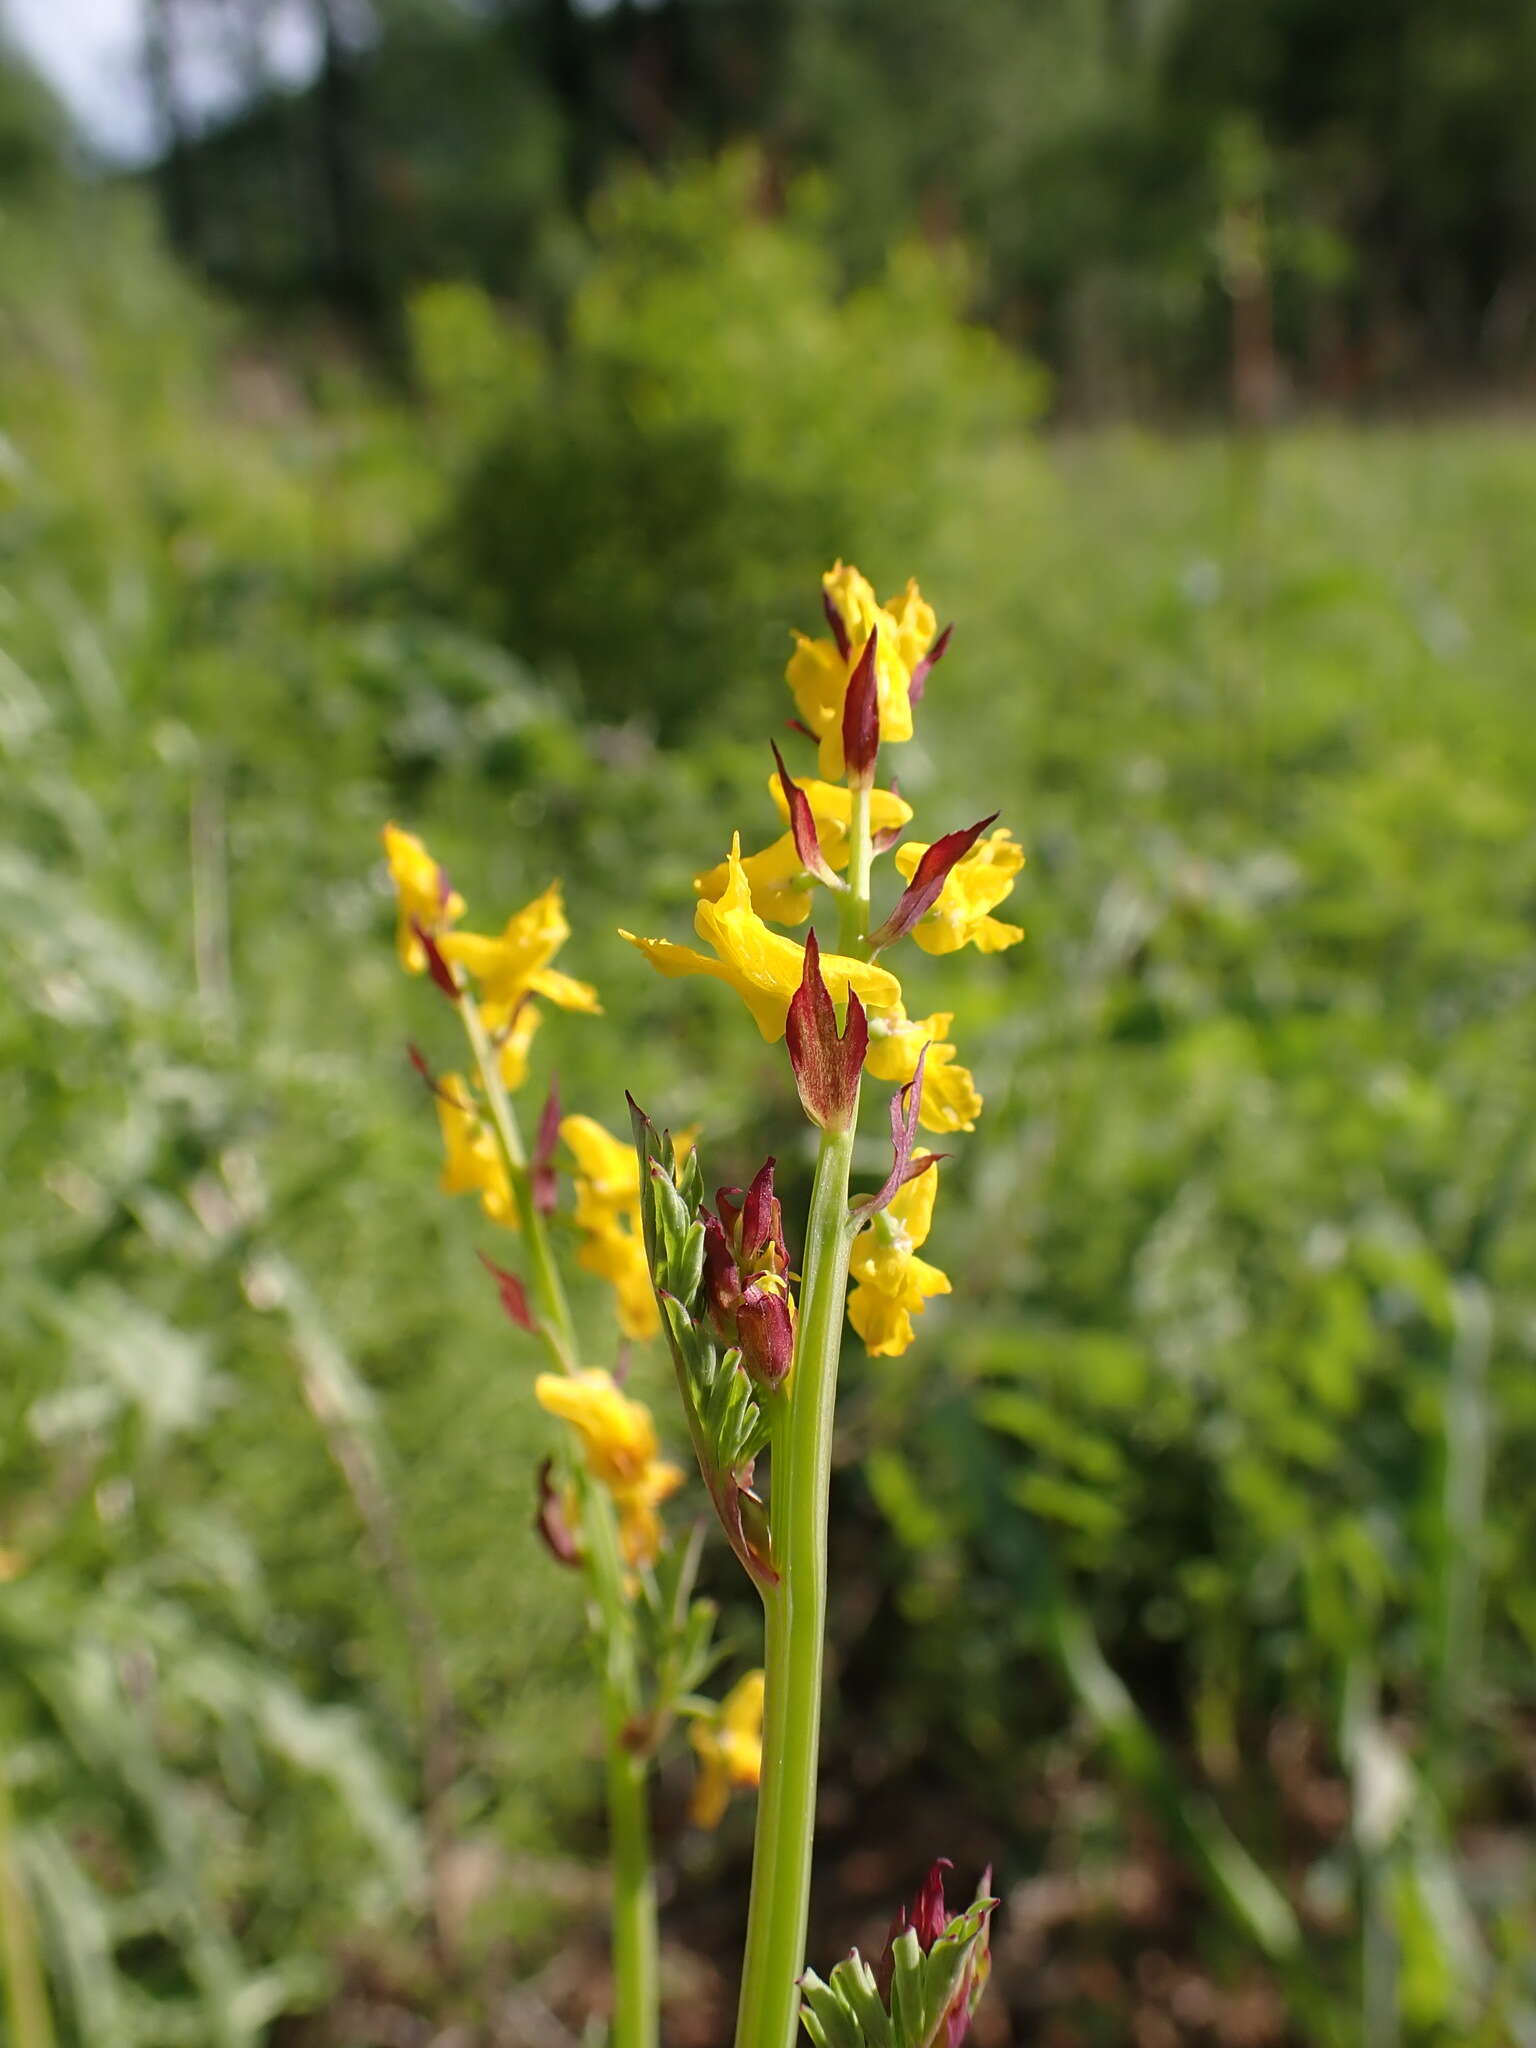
top-left (892, 827), bottom-right (1025, 955)
top-left (436, 1075), bottom-right (516, 1227)
top-left (383, 822), bottom-right (465, 974)
top-left (487, 998), bottom-right (542, 1090)
top-left (535, 1369), bottom-right (683, 1568)
top-left (695, 781), bottom-right (915, 927)
top-left (577, 1220), bottom-right (660, 1342)
top-left (785, 563), bottom-right (938, 779)
top-left (441, 882), bottom-right (601, 1015)
top-left (562, 1114), bottom-right (641, 1222)
top-left (560, 1114), bottom-right (659, 1340)
top-left (866, 1006), bottom-right (983, 1134)
top-left (695, 831), bottom-right (823, 927)
top-left (847, 1160), bottom-right (951, 1357)
top-left (621, 836), bottom-right (901, 1041)
top-left (689, 1670), bottom-right (766, 1829)
top-left (766, 772), bottom-right (913, 840)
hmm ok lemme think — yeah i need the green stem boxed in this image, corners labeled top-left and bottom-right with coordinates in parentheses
top-left (735, 1121), bottom-right (858, 2048)
top-left (460, 990), bottom-right (658, 2048)
top-left (0, 1769), bottom-right (55, 2048)
top-left (839, 783), bottom-right (872, 954)
top-left (737, 777), bottom-right (874, 2048)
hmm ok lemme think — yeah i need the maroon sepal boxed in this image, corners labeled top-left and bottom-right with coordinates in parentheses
top-left (786, 927), bottom-right (868, 1132)
top-left (532, 1074), bottom-right (561, 1215)
top-left (785, 718), bottom-right (817, 742)
top-left (701, 1210), bottom-right (743, 1335)
top-left (739, 1157), bottom-right (782, 1266)
top-left (534, 1457), bottom-right (581, 1568)
top-left (876, 1861), bottom-right (997, 2044)
top-left (867, 813), bottom-right (998, 956)
top-left (907, 622), bottom-right (952, 706)
top-left (412, 920), bottom-right (461, 1001)
top-left (407, 1042), bottom-right (436, 1089)
top-left (822, 585), bottom-right (851, 660)
top-left (854, 1043), bottom-right (945, 1219)
top-left (737, 1284), bottom-right (794, 1391)
top-left (771, 741), bottom-right (841, 889)
top-left (841, 625), bottom-right (881, 787)
top-left (871, 823), bottom-right (906, 856)
top-left (478, 1250), bottom-right (535, 1332)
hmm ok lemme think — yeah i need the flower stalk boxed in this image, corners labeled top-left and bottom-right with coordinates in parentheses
top-left (459, 987), bottom-right (660, 2048)
top-left (735, 1112), bottom-right (859, 2048)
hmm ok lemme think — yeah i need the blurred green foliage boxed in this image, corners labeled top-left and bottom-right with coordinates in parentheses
top-left (2, 146), bottom-right (1535, 2045)
top-left (425, 152), bottom-right (1041, 733)
top-left (122, 0), bottom-right (1536, 403)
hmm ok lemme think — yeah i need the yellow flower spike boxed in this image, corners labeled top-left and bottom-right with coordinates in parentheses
top-left (382, 822), bottom-right (465, 974)
top-left (784, 562), bottom-right (940, 780)
top-left (892, 827), bottom-right (1025, 956)
top-left (866, 1005), bottom-right (984, 1135)
top-left (847, 1157), bottom-right (952, 1358)
top-left (441, 881), bottom-right (602, 1014)
top-left (621, 835), bottom-right (901, 1041)
top-left (435, 1074), bottom-right (517, 1227)
top-left (689, 1670), bottom-right (766, 1829)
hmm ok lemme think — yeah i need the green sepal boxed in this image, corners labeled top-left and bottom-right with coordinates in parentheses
top-left (630, 1098), bottom-right (777, 1590)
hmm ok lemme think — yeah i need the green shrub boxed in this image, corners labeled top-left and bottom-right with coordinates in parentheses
top-left (430, 151), bottom-right (1044, 733)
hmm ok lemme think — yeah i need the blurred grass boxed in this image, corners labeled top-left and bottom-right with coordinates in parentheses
top-left (2, 177), bottom-right (1534, 2041)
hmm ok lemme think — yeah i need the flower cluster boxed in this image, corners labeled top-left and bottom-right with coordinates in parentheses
top-left (625, 560), bottom-right (1023, 1359)
top-left (381, 824), bottom-right (761, 1836)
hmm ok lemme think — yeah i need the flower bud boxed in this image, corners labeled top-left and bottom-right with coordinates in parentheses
top-left (736, 1282), bottom-right (794, 1391)
top-left (786, 928), bottom-right (868, 1132)
top-left (840, 625), bottom-right (881, 788)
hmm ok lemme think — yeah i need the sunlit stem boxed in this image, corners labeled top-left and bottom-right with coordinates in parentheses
top-left (735, 777), bottom-right (873, 2048)
top-left (460, 987), bottom-right (659, 2048)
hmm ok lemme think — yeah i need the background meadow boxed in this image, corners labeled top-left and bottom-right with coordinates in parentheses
top-left (2, 5), bottom-right (1535, 2042)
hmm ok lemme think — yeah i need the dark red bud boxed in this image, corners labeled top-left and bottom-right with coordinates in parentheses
top-left (867, 813), bottom-right (998, 955)
top-left (478, 1250), bottom-right (535, 1332)
top-left (737, 1284), bottom-right (794, 1390)
top-left (532, 1072), bottom-right (561, 1215)
top-left (841, 625), bottom-right (881, 787)
top-left (701, 1211), bottom-right (743, 1333)
top-left (412, 920), bottom-right (461, 1001)
top-left (740, 1158), bottom-right (780, 1264)
top-left (771, 741), bottom-right (841, 889)
top-left (534, 1457), bottom-right (581, 1567)
top-left (786, 928), bottom-right (868, 1133)
top-left (822, 585), bottom-right (851, 661)
top-left (907, 622), bottom-right (952, 706)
